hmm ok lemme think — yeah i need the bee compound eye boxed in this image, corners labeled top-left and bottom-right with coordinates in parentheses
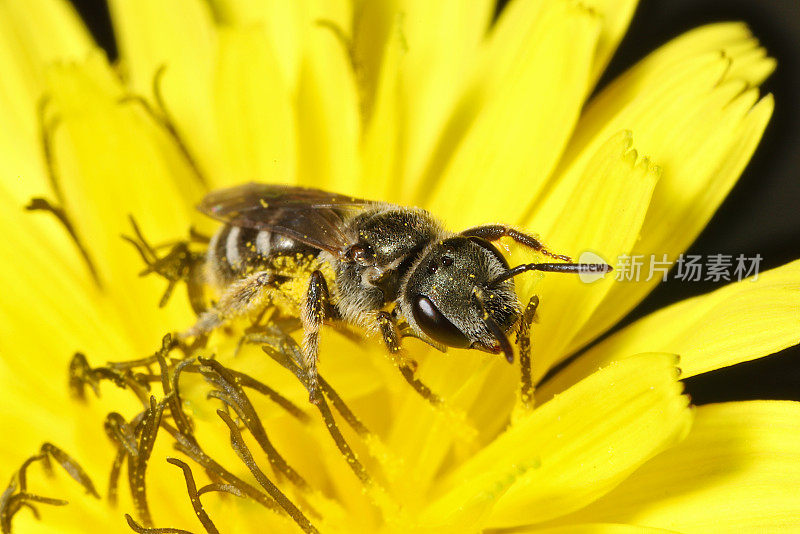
top-left (411, 295), bottom-right (470, 348)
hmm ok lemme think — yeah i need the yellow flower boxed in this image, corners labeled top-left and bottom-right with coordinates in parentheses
top-left (1, 0), bottom-right (799, 533)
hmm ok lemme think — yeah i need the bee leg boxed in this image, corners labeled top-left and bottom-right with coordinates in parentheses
top-left (376, 312), bottom-right (443, 407)
top-left (460, 224), bottom-right (572, 262)
top-left (375, 311), bottom-right (407, 362)
top-left (516, 295), bottom-right (539, 410)
top-left (301, 270), bottom-right (330, 404)
top-left (181, 271), bottom-right (274, 339)
top-left (123, 217), bottom-right (207, 312)
top-left (185, 259), bottom-right (209, 315)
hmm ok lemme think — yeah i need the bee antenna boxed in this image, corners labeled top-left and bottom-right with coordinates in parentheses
top-left (472, 289), bottom-right (514, 364)
top-left (490, 262), bottom-right (612, 287)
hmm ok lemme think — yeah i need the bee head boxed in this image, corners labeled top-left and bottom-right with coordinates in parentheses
top-left (401, 236), bottom-right (521, 361)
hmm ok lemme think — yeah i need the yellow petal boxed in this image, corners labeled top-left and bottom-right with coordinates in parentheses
top-left (539, 260), bottom-right (800, 400)
top-left (422, 0), bottom-right (601, 226)
top-left (353, 0), bottom-right (495, 202)
top-left (575, 92), bottom-right (774, 353)
top-left (386, 348), bottom-right (508, 511)
top-left (0, 427), bottom-right (129, 533)
top-left (353, 0), bottom-right (493, 117)
top-left (210, 0), bottom-right (306, 91)
top-left (2, 0), bottom-right (93, 67)
top-left (213, 27), bottom-right (296, 186)
top-left (0, 190), bottom-right (141, 533)
top-left (0, 392), bottom-right (209, 533)
top-left (44, 54), bottom-right (199, 349)
top-left (396, 0), bottom-right (494, 200)
top-left (212, 0), bottom-right (360, 193)
top-left (551, 24), bottom-right (774, 351)
top-left (0, 0), bottom-right (94, 202)
top-left (294, 3), bottom-right (361, 193)
top-left (524, 131), bottom-right (660, 381)
top-left (358, 13), bottom-right (403, 200)
top-left (420, 353), bottom-right (691, 530)
top-left (514, 524), bottom-right (679, 534)
top-left (562, 23), bottom-right (773, 161)
top-left (545, 401), bottom-right (800, 532)
top-left (582, 0), bottom-right (639, 83)
top-left (0, 186), bottom-right (134, 398)
top-left (107, 0), bottom-right (218, 179)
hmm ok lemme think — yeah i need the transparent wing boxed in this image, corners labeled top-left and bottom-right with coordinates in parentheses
top-left (198, 183), bottom-right (376, 254)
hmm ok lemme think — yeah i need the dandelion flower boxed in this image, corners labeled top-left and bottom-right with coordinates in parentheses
top-left (1, 0), bottom-right (799, 533)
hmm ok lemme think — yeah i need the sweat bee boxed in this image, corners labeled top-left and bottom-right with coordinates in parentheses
top-left (174, 183), bottom-right (611, 402)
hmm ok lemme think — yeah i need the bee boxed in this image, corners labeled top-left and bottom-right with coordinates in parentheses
top-left (181, 183), bottom-right (611, 402)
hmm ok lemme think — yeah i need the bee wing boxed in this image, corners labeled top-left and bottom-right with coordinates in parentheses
top-left (198, 183), bottom-right (376, 254)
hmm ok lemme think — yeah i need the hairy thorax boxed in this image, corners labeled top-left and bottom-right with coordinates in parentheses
top-left (331, 207), bottom-right (444, 326)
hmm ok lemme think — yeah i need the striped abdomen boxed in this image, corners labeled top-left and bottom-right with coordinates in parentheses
top-left (206, 224), bottom-right (317, 286)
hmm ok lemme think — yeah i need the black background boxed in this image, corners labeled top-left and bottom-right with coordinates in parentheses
top-left (66, 0), bottom-right (800, 404)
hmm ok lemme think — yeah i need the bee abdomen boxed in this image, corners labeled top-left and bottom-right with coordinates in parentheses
top-left (206, 224), bottom-right (316, 285)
